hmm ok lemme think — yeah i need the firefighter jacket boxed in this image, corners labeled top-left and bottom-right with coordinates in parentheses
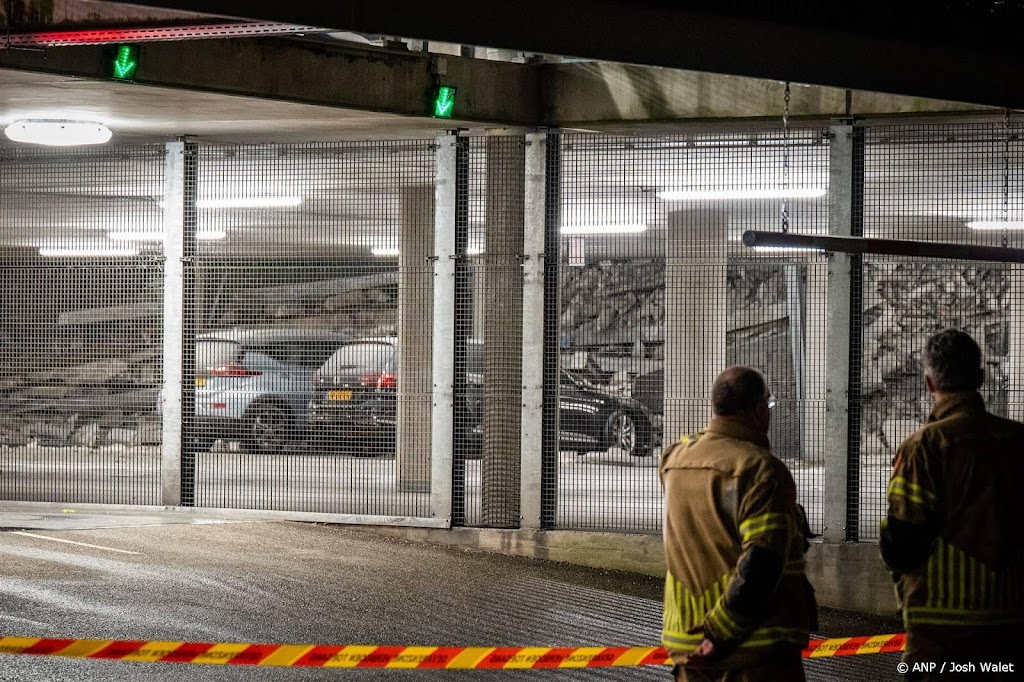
top-left (660, 417), bottom-right (817, 668)
top-left (881, 391), bottom-right (1024, 634)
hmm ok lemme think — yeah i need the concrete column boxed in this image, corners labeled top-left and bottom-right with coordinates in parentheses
top-left (1009, 265), bottom-right (1024, 421)
top-left (663, 210), bottom-right (728, 443)
top-left (803, 260), bottom-right (828, 464)
top-left (161, 141), bottom-right (185, 507)
top-left (397, 184), bottom-right (436, 493)
top-left (520, 133), bottom-right (546, 529)
top-left (481, 136), bottom-right (525, 528)
top-left (429, 136), bottom-right (457, 523)
top-left (823, 124), bottom-right (855, 543)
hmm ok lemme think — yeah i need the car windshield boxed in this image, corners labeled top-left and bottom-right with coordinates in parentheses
top-left (197, 340), bottom-right (241, 372)
top-left (320, 342), bottom-right (393, 375)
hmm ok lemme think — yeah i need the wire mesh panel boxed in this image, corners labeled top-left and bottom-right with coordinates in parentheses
top-left (0, 145), bottom-right (165, 505)
top-left (455, 136), bottom-right (526, 528)
top-left (856, 122), bottom-right (1024, 540)
top-left (183, 141), bottom-right (436, 518)
top-left (555, 130), bottom-right (829, 534)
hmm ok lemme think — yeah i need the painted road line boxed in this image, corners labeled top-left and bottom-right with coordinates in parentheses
top-left (11, 532), bottom-right (141, 555)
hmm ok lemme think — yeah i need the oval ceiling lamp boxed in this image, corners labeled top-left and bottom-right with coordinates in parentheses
top-left (4, 119), bottom-right (112, 146)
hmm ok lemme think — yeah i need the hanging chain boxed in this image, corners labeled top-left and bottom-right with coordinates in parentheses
top-left (781, 82), bottom-right (791, 233)
top-left (1003, 107), bottom-right (1011, 248)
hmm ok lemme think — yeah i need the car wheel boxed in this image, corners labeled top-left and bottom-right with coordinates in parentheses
top-left (247, 403), bottom-right (293, 455)
top-left (605, 410), bottom-right (650, 457)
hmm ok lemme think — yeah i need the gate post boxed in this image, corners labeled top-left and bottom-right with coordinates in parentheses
top-left (161, 139), bottom-right (196, 507)
top-left (520, 133), bottom-right (547, 529)
top-left (429, 134), bottom-right (458, 524)
top-left (823, 125), bottom-right (855, 542)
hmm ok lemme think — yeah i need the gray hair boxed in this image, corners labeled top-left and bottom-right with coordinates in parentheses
top-left (922, 329), bottom-right (984, 392)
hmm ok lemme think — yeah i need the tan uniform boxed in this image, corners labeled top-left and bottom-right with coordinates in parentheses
top-left (661, 418), bottom-right (816, 681)
top-left (882, 391), bottom-right (1024, 676)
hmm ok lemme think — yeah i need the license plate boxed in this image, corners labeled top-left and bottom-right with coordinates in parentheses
top-left (195, 376), bottom-right (207, 387)
top-left (328, 390), bottom-right (353, 401)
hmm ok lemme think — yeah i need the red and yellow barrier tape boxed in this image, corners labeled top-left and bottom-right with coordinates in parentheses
top-left (0, 634), bottom-right (905, 669)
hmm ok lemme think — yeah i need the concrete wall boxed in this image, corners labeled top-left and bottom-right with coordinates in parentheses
top-left (355, 526), bottom-right (898, 617)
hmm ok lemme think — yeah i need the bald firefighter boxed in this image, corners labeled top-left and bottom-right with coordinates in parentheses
top-left (661, 366), bottom-right (817, 682)
top-left (882, 329), bottom-right (1024, 680)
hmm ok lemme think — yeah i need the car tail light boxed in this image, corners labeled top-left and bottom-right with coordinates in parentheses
top-left (359, 372), bottom-right (397, 389)
top-left (210, 364), bottom-right (262, 377)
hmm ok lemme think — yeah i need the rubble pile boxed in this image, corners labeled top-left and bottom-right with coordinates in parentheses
top-left (860, 261), bottom-right (1009, 455)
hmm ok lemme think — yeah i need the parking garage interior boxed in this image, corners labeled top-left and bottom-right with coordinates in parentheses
top-left (2, 0), bottom-right (1024, 625)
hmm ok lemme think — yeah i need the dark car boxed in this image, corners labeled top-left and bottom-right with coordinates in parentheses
top-left (194, 328), bottom-right (345, 454)
top-left (308, 338), bottom-right (656, 457)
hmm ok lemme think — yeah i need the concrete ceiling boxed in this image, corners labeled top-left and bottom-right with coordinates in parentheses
top-left (0, 1), bottom-right (1017, 262)
top-left (0, 62), bottom-right (473, 146)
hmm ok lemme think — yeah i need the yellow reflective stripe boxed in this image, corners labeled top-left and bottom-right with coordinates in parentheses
top-left (945, 542), bottom-right (952, 608)
top-left (739, 627), bottom-right (809, 649)
top-left (906, 606), bottom-right (1024, 626)
top-left (662, 631), bottom-right (703, 647)
top-left (739, 513), bottom-right (788, 543)
top-left (959, 548), bottom-right (967, 611)
top-left (887, 477), bottom-right (936, 508)
top-left (712, 603), bottom-right (743, 639)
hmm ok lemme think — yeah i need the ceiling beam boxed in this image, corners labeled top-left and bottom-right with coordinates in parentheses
top-left (0, 36), bottom-right (541, 125)
top-left (99, 0), bottom-right (1024, 109)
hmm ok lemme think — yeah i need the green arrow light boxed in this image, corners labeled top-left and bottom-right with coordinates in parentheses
top-left (111, 45), bottom-right (139, 81)
top-left (432, 86), bottom-right (456, 118)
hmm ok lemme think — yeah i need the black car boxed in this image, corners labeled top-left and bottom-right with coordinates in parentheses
top-left (307, 338), bottom-right (656, 457)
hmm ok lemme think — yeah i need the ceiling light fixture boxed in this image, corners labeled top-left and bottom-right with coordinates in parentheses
top-left (560, 223), bottom-right (647, 235)
top-left (658, 188), bottom-right (826, 201)
top-left (38, 246), bottom-right (140, 257)
top-left (966, 220), bottom-right (1024, 231)
top-left (108, 230), bottom-right (226, 241)
top-left (371, 246), bottom-right (400, 257)
top-left (196, 196), bottom-right (302, 209)
top-left (4, 119), bottom-right (112, 146)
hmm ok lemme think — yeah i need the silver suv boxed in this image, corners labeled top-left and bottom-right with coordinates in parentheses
top-left (194, 328), bottom-right (344, 454)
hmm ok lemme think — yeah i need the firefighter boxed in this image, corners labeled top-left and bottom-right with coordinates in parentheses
top-left (881, 329), bottom-right (1024, 680)
top-left (661, 366), bottom-right (817, 682)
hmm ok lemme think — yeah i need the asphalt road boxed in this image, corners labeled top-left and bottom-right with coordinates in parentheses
top-left (0, 444), bottom-right (890, 537)
top-left (0, 514), bottom-right (902, 681)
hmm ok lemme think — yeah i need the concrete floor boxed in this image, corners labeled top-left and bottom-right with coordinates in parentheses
top-left (0, 508), bottom-right (902, 681)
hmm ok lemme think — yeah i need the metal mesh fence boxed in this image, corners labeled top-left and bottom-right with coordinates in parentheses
top-left (184, 141), bottom-right (436, 518)
top-left (855, 121), bottom-right (1024, 539)
top-left (0, 145), bottom-right (165, 504)
top-left (555, 130), bottom-right (830, 533)
top-left (2, 122), bottom-right (1022, 540)
top-left (455, 136), bottom-right (527, 528)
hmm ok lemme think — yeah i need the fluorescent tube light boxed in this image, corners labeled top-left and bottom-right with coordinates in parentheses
top-left (966, 220), bottom-right (1024, 231)
top-left (371, 246), bottom-right (400, 257)
top-left (4, 119), bottom-right (112, 146)
top-left (39, 246), bottom-right (140, 257)
top-left (560, 223), bottom-right (647, 235)
top-left (108, 230), bottom-right (226, 241)
top-left (197, 196), bottom-right (302, 209)
top-left (658, 188), bottom-right (826, 201)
